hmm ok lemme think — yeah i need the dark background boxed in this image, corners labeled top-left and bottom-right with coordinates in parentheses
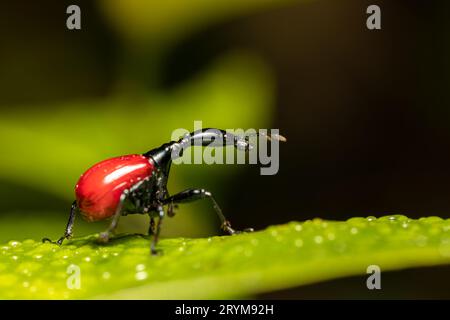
top-left (0, 0), bottom-right (449, 298)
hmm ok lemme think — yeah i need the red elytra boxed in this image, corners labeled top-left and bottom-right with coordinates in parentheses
top-left (75, 154), bottom-right (155, 221)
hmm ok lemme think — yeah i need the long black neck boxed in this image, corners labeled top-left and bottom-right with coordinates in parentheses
top-left (143, 128), bottom-right (251, 172)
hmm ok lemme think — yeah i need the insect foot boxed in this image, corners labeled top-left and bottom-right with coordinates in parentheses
top-left (97, 231), bottom-right (111, 243)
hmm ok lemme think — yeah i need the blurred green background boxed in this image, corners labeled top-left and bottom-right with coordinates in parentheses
top-left (0, 0), bottom-right (449, 298)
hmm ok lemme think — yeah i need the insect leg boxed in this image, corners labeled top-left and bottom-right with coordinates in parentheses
top-left (42, 200), bottom-right (78, 245)
top-left (98, 189), bottom-right (129, 243)
top-left (148, 217), bottom-right (155, 235)
top-left (150, 206), bottom-right (165, 255)
top-left (162, 189), bottom-right (253, 235)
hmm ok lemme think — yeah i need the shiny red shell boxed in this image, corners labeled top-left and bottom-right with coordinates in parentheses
top-left (75, 154), bottom-right (155, 221)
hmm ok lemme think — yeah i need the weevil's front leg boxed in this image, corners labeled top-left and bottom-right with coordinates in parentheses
top-left (98, 190), bottom-right (129, 243)
top-left (162, 189), bottom-right (253, 235)
top-left (43, 200), bottom-right (78, 245)
top-left (150, 206), bottom-right (165, 255)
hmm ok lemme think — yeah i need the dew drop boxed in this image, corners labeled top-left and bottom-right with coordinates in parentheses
top-left (135, 271), bottom-right (148, 281)
top-left (84, 256), bottom-right (91, 262)
top-left (350, 227), bottom-right (358, 235)
top-left (438, 238), bottom-right (450, 257)
top-left (102, 272), bottom-right (111, 280)
top-left (366, 216), bottom-right (376, 222)
top-left (9, 241), bottom-right (20, 247)
top-left (136, 264), bottom-right (146, 272)
top-left (295, 239), bottom-right (304, 248)
top-left (327, 233), bottom-right (336, 240)
top-left (294, 225), bottom-right (303, 232)
top-left (314, 236), bottom-right (323, 244)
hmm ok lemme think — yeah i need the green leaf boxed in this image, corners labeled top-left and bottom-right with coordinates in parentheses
top-left (1, 215), bottom-right (449, 299)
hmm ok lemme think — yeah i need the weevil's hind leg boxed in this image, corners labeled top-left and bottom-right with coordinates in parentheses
top-left (42, 200), bottom-right (78, 245)
top-left (150, 207), bottom-right (165, 255)
top-left (162, 189), bottom-right (253, 235)
top-left (98, 190), bottom-right (129, 243)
